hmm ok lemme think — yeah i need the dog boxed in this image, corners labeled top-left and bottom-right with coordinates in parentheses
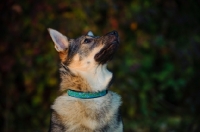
top-left (48, 28), bottom-right (123, 132)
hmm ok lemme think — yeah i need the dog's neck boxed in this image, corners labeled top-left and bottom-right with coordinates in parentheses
top-left (76, 64), bottom-right (112, 92)
top-left (60, 64), bottom-right (113, 92)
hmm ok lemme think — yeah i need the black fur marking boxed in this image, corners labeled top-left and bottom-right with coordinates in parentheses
top-left (95, 41), bottom-right (119, 64)
top-left (64, 38), bottom-right (82, 65)
top-left (97, 124), bottom-right (110, 132)
top-left (49, 109), bottom-right (66, 132)
top-left (48, 109), bottom-right (53, 132)
top-left (60, 63), bottom-right (75, 76)
top-left (116, 108), bottom-right (122, 125)
top-left (94, 31), bottom-right (119, 64)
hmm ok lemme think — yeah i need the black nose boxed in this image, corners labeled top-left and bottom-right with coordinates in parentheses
top-left (108, 31), bottom-right (118, 37)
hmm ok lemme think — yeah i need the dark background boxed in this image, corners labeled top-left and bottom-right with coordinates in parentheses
top-left (1, 0), bottom-right (200, 132)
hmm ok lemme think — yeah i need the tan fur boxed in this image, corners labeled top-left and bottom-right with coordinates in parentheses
top-left (59, 45), bottom-right (107, 92)
top-left (68, 45), bottom-right (104, 71)
top-left (51, 91), bottom-right (122, 132)
top-left (59, 51), bottom-right (68, 62)
top-left (60, 72), bottom-right (92, 92)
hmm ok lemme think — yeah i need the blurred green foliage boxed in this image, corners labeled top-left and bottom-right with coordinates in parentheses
top-left (1, 0), bottom-right (200, 132)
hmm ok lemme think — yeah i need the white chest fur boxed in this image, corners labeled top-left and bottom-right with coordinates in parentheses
top-left (70, 64), bottom-right (112, 92)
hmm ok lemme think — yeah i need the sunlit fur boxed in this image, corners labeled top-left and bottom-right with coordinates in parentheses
top-left (48, 29), bottom-right (122, 132)
top-left (51, 92), bottom-right (122, 132)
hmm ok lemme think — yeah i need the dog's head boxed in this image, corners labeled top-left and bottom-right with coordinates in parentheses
top-left (48, 29), bottom-right (119, 92)
top-left (48, 29), bottom-right (119, 71)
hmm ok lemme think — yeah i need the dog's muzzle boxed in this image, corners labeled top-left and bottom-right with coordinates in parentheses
top-left (94, 31), bottom-right (119, 64)
top-left (106, 31), bottom-right (119, 43)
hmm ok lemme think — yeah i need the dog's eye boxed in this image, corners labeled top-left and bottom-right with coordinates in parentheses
top-left (84, 39), bottom-right (92, 43)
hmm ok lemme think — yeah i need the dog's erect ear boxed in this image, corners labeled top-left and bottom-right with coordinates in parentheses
top-left (48, 28), bottom-right (69, 52)
top-left (87, 31), bottom-right (94, 37)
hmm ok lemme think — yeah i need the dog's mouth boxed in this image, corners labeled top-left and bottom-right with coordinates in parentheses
top-left (94, 31), bottom-right (119, 64)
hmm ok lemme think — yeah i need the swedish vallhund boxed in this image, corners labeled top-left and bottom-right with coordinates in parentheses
top-left (48, 28), bottom-right (123, 132)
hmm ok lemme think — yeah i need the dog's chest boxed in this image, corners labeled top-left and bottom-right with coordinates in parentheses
top-left (51, 92), bottom-right (122, 131)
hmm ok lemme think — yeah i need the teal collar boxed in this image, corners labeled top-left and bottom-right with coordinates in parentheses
top-left (67, 90), bottom-right (108, 99)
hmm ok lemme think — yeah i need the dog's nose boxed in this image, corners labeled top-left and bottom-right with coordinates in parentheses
top-left (107, 31), bottom-right (118, 37)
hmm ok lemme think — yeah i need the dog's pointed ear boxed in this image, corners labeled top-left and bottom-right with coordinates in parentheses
top-left (48, 28), bottom-right (69, 52)
top-left (87, 31), bottom-right (94, 37)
